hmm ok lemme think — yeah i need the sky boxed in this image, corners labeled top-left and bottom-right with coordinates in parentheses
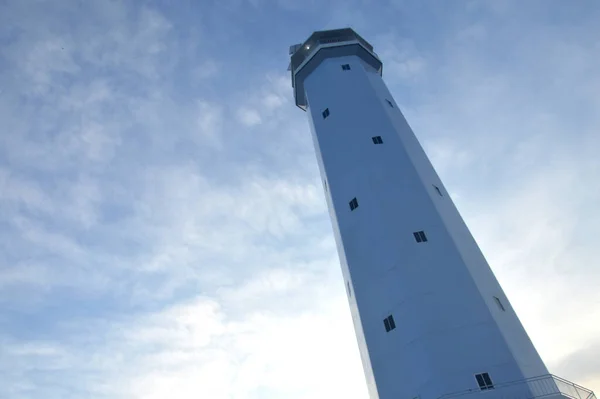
top-left (0, 0), bottom-right (599, 398)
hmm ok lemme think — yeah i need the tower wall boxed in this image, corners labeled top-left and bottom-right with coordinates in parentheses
top-left (302, 54), bottom-right (547, 399)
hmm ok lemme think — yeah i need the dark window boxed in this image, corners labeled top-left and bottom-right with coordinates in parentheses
top-left (386, 99), bottom-right (394, 108)
top-left (384, 315), bottom-right (396, 332)
top-left (347, 281), bottom-right (352, 297)
top-left (349, 197), bottom-right (359, 211)
top-left (388, 315), bottom-right (396, 330)
top-left (324, 180), bottom-right (327, 192)
top-left (476, 374), bottom-right (486, 388)
top-left (322, 108), bottom-right (330, 119)
top-left (494, 296), bottom-right (506, 311)
top-left (341, 64), bottom-right (351, 71)
top-left (433, 185), bottom-right (443, 197)
top-left (372, 136), bottom-right (383, 144)
top-left (475, 373), bottom-right (494, 390)
top-left (413, 231), bottom-right (427, 243)
top-left (483, 373), bottom-right (493, 388)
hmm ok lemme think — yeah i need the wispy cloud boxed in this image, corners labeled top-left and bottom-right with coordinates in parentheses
top-left (1, 0), bottom-right (599, 398)
top-left (192, 60), bottom-right (220, 81)
top-left (237, 107), bottom-right (263, 126)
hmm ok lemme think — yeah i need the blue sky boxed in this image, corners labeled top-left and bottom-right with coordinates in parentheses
top-left (1, 0), bottom-right (599, 398)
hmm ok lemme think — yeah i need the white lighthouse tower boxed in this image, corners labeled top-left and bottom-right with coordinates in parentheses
top-left (289, 28), bottom-right (595, 399)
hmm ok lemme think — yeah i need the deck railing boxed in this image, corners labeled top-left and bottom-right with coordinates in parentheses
top-left (438, 374), bottom-right (595, 399)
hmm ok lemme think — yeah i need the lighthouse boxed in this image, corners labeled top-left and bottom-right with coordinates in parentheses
top-left (289, 28), bottom-right (596, 399)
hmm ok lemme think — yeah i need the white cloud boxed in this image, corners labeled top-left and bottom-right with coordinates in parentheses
top-left (0, 270), bottom-right (368, 398)
top-left (233, 73), bottom-right (292, 130)
top-left (196, 100), bottom-right (224, 141)
top-left (237, 107), bottom-right (263, 126)
top-left (192, 60), bottom-right (220, 81)
top-left (374, 33), bottom-right (427, 82)
top-left (19, 36), bottom-right (80, 94)
top-left (115, 290), bottom-right (366, 399)
top-left (1, 0), bottom-right (599, 398)
top-left (0, 168), bottom-right (53, 214)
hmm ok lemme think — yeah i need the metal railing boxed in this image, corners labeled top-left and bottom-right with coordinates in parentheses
top-left (438, 374), bottom-right (596, 399)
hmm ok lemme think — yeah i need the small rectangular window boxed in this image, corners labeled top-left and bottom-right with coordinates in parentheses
top-left (475, 373), bottom-right (494, 390)
top-left (322, 108), bottom-right (330, 119)
top-left (372, 136), bottom-right (383, 144)
top-left (384, 315), bottom-right (396, 332)
top-left (433, 185), bottom-right (443, 197)
top-left (386, 99), bottom-right (394, 108)
top-left (349, 197), bottom-right (359, 211)
top-left (324, 180), bottom-right (327, 192)
top-left (475, 374), bottom-right (486, 388)
top-left (388, 315), bottom-right (396, 330)
top-left (494, 296), bottom-right (506, 311)
top-left (341, 64), bottom-right (351, 70)
top-left (413, 231), bottom-right (427, 243)
top-left (347, 281), bottom-right (352, 297)
top-left (482, 373), bottom-right (493, 387)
